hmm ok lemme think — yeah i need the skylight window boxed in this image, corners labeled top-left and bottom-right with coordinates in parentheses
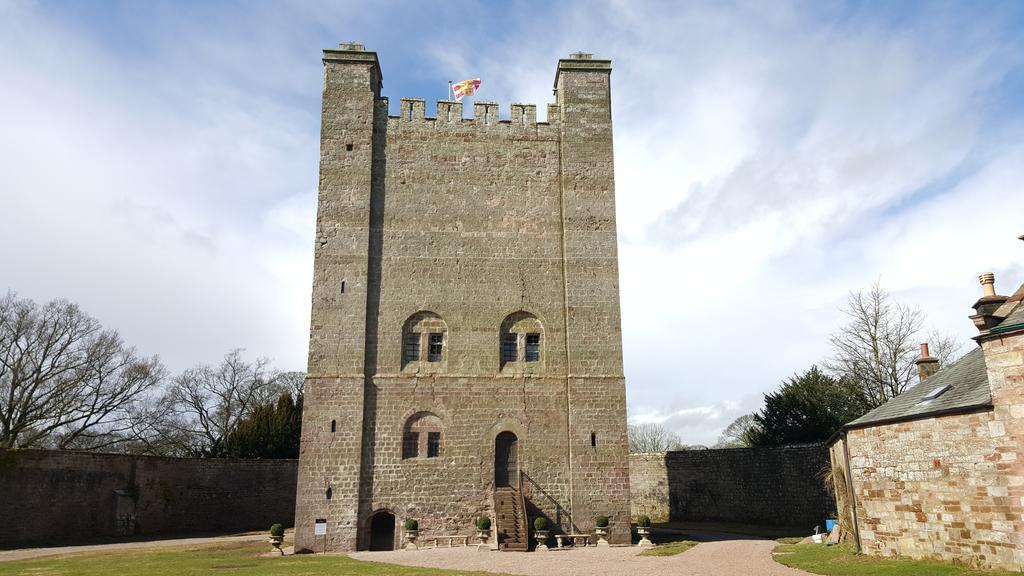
top-left (922, 383), bottom-right (952, 401)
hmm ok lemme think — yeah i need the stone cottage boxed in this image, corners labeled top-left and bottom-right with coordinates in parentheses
top-left (293, 43), bottom-right (631, 552)
top-left (831, 257), bottom-right (1024, 569)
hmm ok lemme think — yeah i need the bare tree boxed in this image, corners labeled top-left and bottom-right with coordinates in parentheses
top-left (924, 329), bottom-right (964, 368)
top-left (166, 349), bottom-right (277, 456)
top-left (0, 292), bottom-right (164, 449)
top-left (273, 370), bottom-right (305, 400)
top-left (714, 413), bottom-right (759, 448)
top-left (627, 422), bottom-right (686, 453)
top-left (827, 282), bottom-right (963, 408)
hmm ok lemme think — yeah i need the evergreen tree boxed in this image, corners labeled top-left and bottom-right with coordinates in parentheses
top-left (223, 393), bottom-right (302, 459)
top-left (747, 366), bottom-right (870, 447)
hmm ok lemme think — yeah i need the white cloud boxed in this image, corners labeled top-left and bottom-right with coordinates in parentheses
top-left (427, 2), bottom-right (1024, 445)
top-left (2, 1), bottom-right (1022, 447)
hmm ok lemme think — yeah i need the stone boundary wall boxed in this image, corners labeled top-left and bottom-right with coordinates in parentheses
top-left (0, 449), bottom-right (297, 548)
top-left (630, 443), bottom-right (834, 528)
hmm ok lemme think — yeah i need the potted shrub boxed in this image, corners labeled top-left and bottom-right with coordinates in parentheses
top-left (476, 516), bottom-right (492, 546)
top-left (595, 515), bottom-right (610, 547)
top-left (404, 518), bottom-right (419, 551)
top-left (533, 517), bottom-right (550, 551)
top-left (269, 523), bottom-right (285, 555)
top-left (635, 515), bottom-right (653, 548)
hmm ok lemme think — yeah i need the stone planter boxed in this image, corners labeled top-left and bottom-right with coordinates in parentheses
top-left (636, 526), bottom-right (653, 548)
top-left (595, 526), bottom-right (610, 547)
top-left (534, 529), bottom-right (549, 552)
top-left (269, 535), bottom-right (284, 555)
top-left (404, 530), bottom-right (419, 551)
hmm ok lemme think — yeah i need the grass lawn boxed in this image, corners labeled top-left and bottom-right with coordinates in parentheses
top-left (773, 543), bottom-right (1014, 576)
top-left (653, 520), bottom-right (808, 540)
top-left (637, 540), bottom-right (698, 557)
top-left (0, 541), bottom-right (508, 576)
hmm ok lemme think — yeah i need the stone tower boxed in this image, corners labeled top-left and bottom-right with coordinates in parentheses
top-left (294, 43), bottom-right (630, 552)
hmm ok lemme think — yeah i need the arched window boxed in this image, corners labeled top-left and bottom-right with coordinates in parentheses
top-left (499, 311), bottom-right (544, 371)
top-left (402, 412), bottom-right (443, 459)
top-left (402, 311), bottom-right (448, 371)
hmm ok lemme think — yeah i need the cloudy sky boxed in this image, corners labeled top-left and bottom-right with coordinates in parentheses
top-left (2, 0), bottom-right (1023, 445)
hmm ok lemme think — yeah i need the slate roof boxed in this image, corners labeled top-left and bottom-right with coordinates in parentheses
top-left (846, 346), bottom-right (992, 428)
top-left (999, 306), bottom-right (1024, 330)
top-left (992, 283), bottom-right (1024, 333)
top-left (994, 302), bottom-right (1024, 334)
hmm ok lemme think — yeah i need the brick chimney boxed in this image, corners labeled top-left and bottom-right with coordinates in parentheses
top-left (915, 343), bottom-right (940, 381)
top-left (970, 272), bottom-right (1008, 333)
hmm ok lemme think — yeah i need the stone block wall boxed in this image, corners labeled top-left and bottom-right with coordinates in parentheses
top-left (834, 410), bottom-right (1019, 568)
top-left (630, 444), bottom-right (834, 528)
top-left (296, 45), bottom-right (631, 552)
top-left (0, 449), bottom-right (297, 548)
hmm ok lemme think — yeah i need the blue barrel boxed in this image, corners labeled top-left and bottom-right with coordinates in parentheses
top-left (825, 519), bottom-right (837, 532)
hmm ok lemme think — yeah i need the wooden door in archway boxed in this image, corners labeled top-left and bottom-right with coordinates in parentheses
top-left (494, 431), bottom-right (519, 488)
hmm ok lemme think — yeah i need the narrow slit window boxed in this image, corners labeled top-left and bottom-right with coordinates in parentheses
top-left (525, 333), bottom-right (541, 362)
top-left (326, 486), bottom-right (333, 500)
top-left (427, 432), bottom-right (441, 458)
top-left (404, 332), bottom-right (421, 362)
top-left (446, 105), bottom-right (452, 122)
top-left (340, 280), bottom-right (346, 294)
top-left (591, 432), bottom-right (597, 447)
top-left (502, 333), bottom-right (518, 362)
top-left (427, 333), bottom-right (444, 362)
top-left (484, 108), bottom-right (490, 125)
top-left (330, 420), bottom-right (337, 433)
top-left (521, 109), bottom-right (526, 125)
top-left (408, 105), bottom-right (413, 121)
top-left (346, 143), bottom-right (353, 152)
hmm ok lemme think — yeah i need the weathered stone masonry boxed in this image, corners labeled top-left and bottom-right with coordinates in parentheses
top-left (630, 445), bottom-right (834, 528)
top-left (294, 44), bottom-right (631, 552)
top-left (0, 450), bottom-right (297, 548)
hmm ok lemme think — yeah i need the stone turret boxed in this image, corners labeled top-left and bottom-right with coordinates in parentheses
top-left (296, 45), bottom-right (630, 552)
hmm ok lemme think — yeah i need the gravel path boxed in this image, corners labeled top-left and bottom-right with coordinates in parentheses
top-left (3, 530), bottom-right (815, 576)
top-left (350, 535), bottom-right (814, 576)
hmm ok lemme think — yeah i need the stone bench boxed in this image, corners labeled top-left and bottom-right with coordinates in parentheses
top-left (430, 535), bottom-right (471, 548)
top-left (555, 534), bottom-right (592, 548)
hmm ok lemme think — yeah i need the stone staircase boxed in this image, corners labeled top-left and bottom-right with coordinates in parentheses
top-left (494, 486), bottom-right (528, 551)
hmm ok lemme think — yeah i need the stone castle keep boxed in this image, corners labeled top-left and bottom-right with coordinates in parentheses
top-left (293, 43), bottom-right (630, 552)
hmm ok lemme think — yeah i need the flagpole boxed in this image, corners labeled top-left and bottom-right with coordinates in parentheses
top-left (448, 80), bottom-right (453, 102)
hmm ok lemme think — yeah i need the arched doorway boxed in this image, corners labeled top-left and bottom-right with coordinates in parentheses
top-left (369, 511), bottom-right (396, 551)
top-left (495, 431), bottom-right (519, 487)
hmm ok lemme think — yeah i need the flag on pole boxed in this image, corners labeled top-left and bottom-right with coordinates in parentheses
top-left (452, 78), bottom-right (481, 101)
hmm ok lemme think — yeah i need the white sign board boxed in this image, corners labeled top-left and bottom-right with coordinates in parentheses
top-left (314, 518), bottom-right (327, 536)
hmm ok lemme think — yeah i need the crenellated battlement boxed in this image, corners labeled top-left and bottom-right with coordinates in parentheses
top-left (387, 98), bottom-right (559, 128)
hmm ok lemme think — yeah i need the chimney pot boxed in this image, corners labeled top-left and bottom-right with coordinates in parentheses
top-left (916, 342), bottom-right (940, 381)
top-left (979, 272), bottom-right (996, 297)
